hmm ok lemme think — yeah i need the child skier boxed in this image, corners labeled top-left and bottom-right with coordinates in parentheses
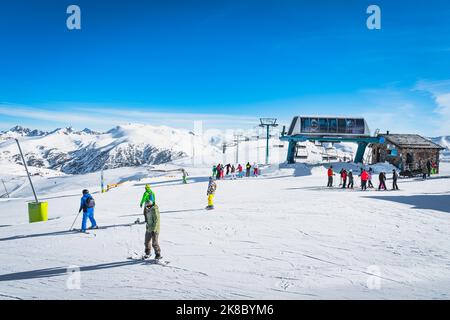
top-left (140, 184), bottom-right (156, 215)
top-left (253, 163), bottom-right (259, 177)
top-left (206, 177), bottom-right (217, 210)
top-left (78, 189), bottom-right (98, 232)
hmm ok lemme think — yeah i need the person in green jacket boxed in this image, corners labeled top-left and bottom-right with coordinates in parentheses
top-left (140, 184), bottom-right (156, 209)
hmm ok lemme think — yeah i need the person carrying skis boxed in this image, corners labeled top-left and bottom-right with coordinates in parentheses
top-left (378, 172), bottom-right (387, 191)
top-left (206, 177), bottom-right (217, 210)
top-left (360, 169), bottom-right (369, 191)
top-left (347, 170), bottom-right (354, 189)
top-left (392, 169), bottom-right (399, 190)
top-left (341, 169), bottom-right (348, 189)
top-left (327, 166), bottom-right (334, 187)
top-left (78, 189), bottom-right (98, 232)
top-left (246, 162), bottom-right (251, 177)
top-left (143, 196), bottom-right (161, 260)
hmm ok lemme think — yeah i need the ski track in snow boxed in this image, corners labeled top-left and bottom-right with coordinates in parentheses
top-left (1, 163), bottom-right (450, 299)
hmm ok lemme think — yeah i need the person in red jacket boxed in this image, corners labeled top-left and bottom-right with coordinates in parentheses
top-left (327, 166), bottom-right (334, 187)
top-left (360, 169), bottom-right (369, 191)
top-left (341, 169), bottom-right (348, 189)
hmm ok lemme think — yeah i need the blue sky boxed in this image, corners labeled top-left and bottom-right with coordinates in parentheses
top-left (0, 0), bottom-right (450, 135)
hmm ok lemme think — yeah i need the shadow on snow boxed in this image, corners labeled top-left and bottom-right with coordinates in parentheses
top-left (365, 194), bottom-right (450, 214)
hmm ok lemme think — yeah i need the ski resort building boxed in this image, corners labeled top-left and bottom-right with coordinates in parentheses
top-left (370, 133), bottom-right (444, 174)
top-left (280, 116), bottom-right (382, 164)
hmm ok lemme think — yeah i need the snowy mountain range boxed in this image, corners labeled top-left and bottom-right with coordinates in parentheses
top-left (430, 136), bottom-right (450, 162)
top-left (0, 124), bottom-right (220, 175)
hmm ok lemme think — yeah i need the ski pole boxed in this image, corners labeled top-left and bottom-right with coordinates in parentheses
top-left (69, 211), bottom-right (82, 231)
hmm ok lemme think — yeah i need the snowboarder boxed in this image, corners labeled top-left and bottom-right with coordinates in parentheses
top-left (327, 166), bottom-right (334, 187)
top-left (78, 189), bottom-right (98, 232)
top-left (347, 170), bottom-right (354, 189)
top-left (140, 184), bottom-right (156, 218)
top-left (360, 169), bottom-right (369, 191)
top-left (143, 199), bottom-right (161, 260)
top-left (378, 172), bottom-right (387, 191)
top-left (392, 169), bottom-right (399, 190)
top-left (206, 177), bottom-right (217, 210)
top-left (181, 169), bottom-right (188, 184)
top-left (246, 162), bottom-right (251, 177)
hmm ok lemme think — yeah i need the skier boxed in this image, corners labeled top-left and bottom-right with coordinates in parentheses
top-left (78, 189), bottom-right (98, 232)
top-left (253, 163), bottom-right (259, 177)
top-left (212, 165), bottom-right (217, 178)
top-left (368, 168), bottom-right (374, 188)
top-left (230, 165), bottom-right (237, 180)
top-left (378, 172), bottom-right (387, 191)
top-left (206, 177), bottom-right (217, 210)
top-left (181, 169), bottom-right (188, 184)
top-left (341, 169), bottom-right (347, 189)
top-left (216, 163), bottom-right (221, 180)
top-left (339, 169), bottom-right (344, 187)
top-left (392, 169), bottom-right (399, 190)
top-left (360, 169), bottom-right (369, 191)
top-left (246, 162), bottom-right (251, 177)
top-left (347, 170), bottom-right (354, 189)
top-left (140, 184), bottom-right (156, 218)
top-left (237, 164), bottom-right (243, 178)
top-left (226, 163), bottom-right (231, 176)
top-left (327, 166), bottom-right (334, 187)
top-left (426, 160), bottom-right (432, 177)
top-left (143, 197), bottom-right (161, 260)
top-left (422, 165), bottom-right (428, 180)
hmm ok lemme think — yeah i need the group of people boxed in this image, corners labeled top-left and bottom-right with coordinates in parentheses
top-left (212, 162), bottom-right (259, 180)
top-left (327, 166), bottom-right (399, 191)
top-left (422, 160), bottom-right (437, 180)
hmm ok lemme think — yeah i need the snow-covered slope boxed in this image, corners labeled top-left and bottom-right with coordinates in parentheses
top-left (431, 136), bottom-right (450, 162)
top-left (1, 162), bottom-right (450, 299)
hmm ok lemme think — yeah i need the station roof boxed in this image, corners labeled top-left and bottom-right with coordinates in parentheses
top-left (379, 134), bottom-right (444, 150)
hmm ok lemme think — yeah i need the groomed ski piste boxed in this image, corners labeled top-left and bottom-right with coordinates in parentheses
top-left (1, 159), bottom-right (450, 300)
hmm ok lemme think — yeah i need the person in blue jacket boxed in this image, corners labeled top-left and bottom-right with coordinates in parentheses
top-left (78, 189), bottom-right (98, 232)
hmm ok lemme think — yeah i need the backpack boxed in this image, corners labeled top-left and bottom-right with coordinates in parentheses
top-left (86, 196), bottom-right (95, 208)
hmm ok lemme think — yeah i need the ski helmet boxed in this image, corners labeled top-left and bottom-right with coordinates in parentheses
top-left (82, 189), bottom-right (89, 195)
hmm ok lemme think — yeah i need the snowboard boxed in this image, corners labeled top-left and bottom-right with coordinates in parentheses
top-left (127, 252), bottom-right (170, 265)
top-left (205, 205), bottom-right (214, 210)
